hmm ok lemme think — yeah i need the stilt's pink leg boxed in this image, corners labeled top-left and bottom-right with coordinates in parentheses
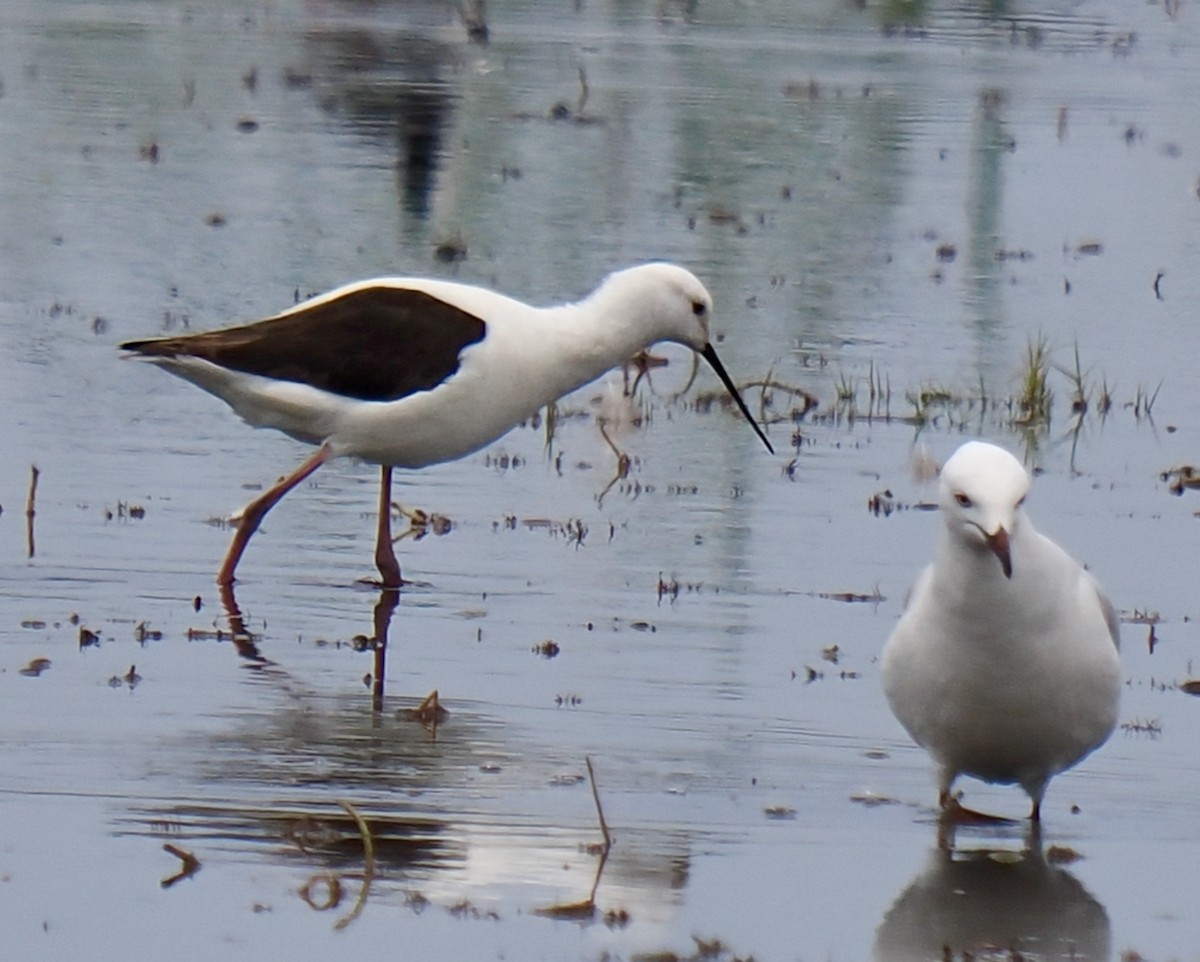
top-left (217, 441), bottom-right (334, 586)
top-left (374, 464), bottom-right (403, 589)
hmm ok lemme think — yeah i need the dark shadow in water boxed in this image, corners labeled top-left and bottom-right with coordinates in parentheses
top-left (874, 831), bottom-right (1111, 962)
top-left (121, 581), bottom-right (699, 928)
top-left (217, 581), bottom-right (273, 664)
top-left (368, 588), bottom-right (398, 713)
top-left (300, 21), bottom-right (460, 220)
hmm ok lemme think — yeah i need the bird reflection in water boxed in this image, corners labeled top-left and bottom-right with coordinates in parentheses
top-left (874, 826), bottom-right (1110, 962)
top-left (216, 581), bottom-right (402, 715)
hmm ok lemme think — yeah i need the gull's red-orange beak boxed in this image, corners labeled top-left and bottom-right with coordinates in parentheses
top-left (986, 527), bottom-right (1013, 579)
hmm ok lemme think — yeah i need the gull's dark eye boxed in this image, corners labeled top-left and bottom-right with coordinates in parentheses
top-left (692, 300), bottom-right (707, 316)
top-left (954, 492), bottom-right (972, 508)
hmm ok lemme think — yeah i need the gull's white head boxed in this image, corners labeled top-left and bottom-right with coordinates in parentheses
top-left (938, 441), bottom-right (1030, 578)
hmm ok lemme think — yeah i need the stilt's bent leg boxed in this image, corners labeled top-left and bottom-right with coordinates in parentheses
top-left (217, 442), bottom-right (334, 586)
top-left (374, 464), bottom-right (403, 589)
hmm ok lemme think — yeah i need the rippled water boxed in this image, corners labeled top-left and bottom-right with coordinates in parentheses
top-left (2, 1), bottom-right (1199, 960)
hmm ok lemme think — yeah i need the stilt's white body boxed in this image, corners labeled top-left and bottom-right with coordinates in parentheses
top-left (122, 263), bottom-right (771, 585)
top-left (881, 441), bottom-right (1121, 815)
top-left (141, 265), bottom-right (716, 467)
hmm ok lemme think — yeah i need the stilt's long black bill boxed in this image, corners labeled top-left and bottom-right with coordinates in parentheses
top-left (701, 343), bottom-right (774, 455)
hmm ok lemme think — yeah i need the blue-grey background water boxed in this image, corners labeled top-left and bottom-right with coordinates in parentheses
top-left (1, 1), bottom-right (1198, 959)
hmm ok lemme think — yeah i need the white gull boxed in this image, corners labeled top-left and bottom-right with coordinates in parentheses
top-left (881, 440), bottom-right (1121, 821)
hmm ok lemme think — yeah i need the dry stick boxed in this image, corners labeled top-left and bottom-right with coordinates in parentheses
top-left (594, 422), bottom-right (630, 509)
top-left (25, 464), bottom-right (39, 558)
top-left (668, 351), bottom-right (702, 404)
top-left (597, 420), bottom-right (630, 475)
top-left (534, 758), bottom-right (612, 919)
top-left (584, 756), bottom-right (612, 907)
top-left (585, 755), bottom-right (611, 851)
top-left (757, 364), bottom-right (776, 430)
top-left (334, 800), bottom-right (376, 931)
top-left (577, 65), bottom-right (589, 115)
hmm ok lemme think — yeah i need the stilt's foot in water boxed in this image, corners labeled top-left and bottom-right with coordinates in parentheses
top-left (366, 543), bottom-right (403, 590)
top-left (374, 556), bottom-right (403, 590)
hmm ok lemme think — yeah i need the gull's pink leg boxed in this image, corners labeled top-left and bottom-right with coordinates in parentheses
top-left (374, 464), bottom-right (403, 589)
top-left (217, 441), bottom-right (334, 586)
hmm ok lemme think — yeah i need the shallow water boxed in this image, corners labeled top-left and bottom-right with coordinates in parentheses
top-left (1, 1), bottom-right (1199, 959)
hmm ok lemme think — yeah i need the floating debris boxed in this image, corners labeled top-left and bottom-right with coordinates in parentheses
top-left (401, 690), bottom-right (448, 727)
top-left (107, 665), bottom-right (141, 689)
top-left (850, 790), bottom-right (898, 808)
top-left (532, 639), bottom-right (560, 659)
top-left (161, 843), bottom-right (200, 888)
top-left (818, 588), bottom-right (885, 604)
top-left (868, 489), bottom-right (895, 516)
top-left (1161, 465), bottom-right (1200, 495)
top-left (299, 874), bottom-right (342, 911)
top-left (1120, 717), bottom-right (1162, 737)
top-left (434, 235), bottom-right (467, 263)
top-left (1046, 844), bottom-right (1084, 865)
top-left (134, 621), bottom-right (163, 643)
top-left (1124, 608), bottom-right (1161, 625)
top-left (391, 504), bottom-right (453, 542)
top-left (19, 657), bottom-right (51, 677)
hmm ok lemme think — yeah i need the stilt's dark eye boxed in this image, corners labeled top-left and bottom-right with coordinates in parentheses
top-left (692, 301), bottom-right (707, 316)
top-left (954, 492), bottom-right (972, 507)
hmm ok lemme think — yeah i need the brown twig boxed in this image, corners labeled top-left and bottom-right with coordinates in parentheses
top-left (535, 756), bottom-right (613, 919)
top-left (333, 800), bottom-right (375, 930)
top-left (585, 755), bottom-right (611, 852)
top-left (26, 464), bottom-right (39, 558)
top-left (161, 843), bottom-right (201, 888)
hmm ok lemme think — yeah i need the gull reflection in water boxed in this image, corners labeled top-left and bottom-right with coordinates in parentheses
top-left (874, 832), bottom-right (1110, 962)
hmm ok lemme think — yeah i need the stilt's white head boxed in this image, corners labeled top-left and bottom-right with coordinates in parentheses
top-left (593, 263), bottom-right (772, 454)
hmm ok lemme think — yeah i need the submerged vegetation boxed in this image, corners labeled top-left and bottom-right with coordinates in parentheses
top-left (735, 336), bottom-right (1160, 455)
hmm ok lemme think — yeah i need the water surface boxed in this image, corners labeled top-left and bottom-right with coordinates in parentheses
top-left (1, 1), bottom-right (1198, 959)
